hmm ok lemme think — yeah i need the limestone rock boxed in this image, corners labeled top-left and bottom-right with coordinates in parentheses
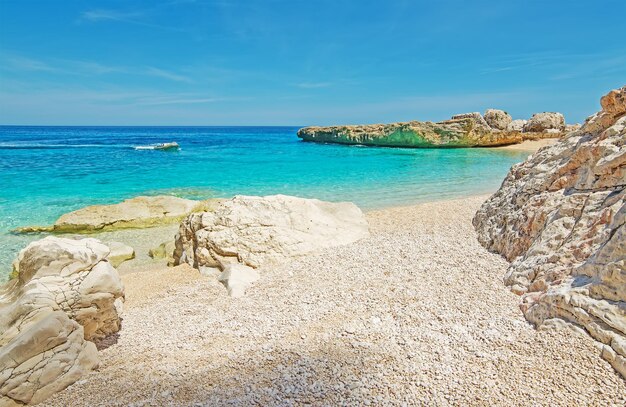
top-left (148, 240), bottom-right (176, 266)
top-left (484, 109), bottom-right (512, 130)
top-left (14, 196), bottom-right (219, 233)
top-left (298, 116), bottom-right (523, 148)
top-left (506, 119), bottom-right (527, 131)
top-left (473, 85), bottom-right (626, 377)
top-left (565, 123), bottom-right (581, 132)
top-left (106, 241), bottom-right (135, 267)
top-left (522, 112), bottom-right (565, 132)
top-left (218, 264), bottom-right (260, 298)
top-left (0, 237), bottom-right (124, 405)
top-left (174, 195), bottom-right (369, 272)
top-left (450, 112), bottom-right (489, 127)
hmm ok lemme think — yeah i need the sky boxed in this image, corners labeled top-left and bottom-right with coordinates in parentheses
top-left (0, 0), bottom-right (625, 126)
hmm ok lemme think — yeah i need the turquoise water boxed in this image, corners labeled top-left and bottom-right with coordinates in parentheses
top-left (0, 126), bottom-right (529, 280)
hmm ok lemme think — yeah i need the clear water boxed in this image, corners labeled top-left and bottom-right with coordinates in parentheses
top-left (0, 125), bottom-right (530, 280)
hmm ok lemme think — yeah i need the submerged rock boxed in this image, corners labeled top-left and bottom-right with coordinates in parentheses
top-left (484, 109), bottom-right (512, 130)
top-left (148, 240), bottom-right (176, 266)
top-left (473, 85), bottom-right (626, 377)
top-left (105, 241), bottom-right (135, 267)
top-left (174, 195), bottom-right (369, 295)
top-left (14, 196), bottom-right (219, 234)
top-left (0, 237), bottom-right (124, 406)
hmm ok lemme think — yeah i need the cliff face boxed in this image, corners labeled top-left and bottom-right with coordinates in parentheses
top-left (298, 110), bottom-right (566, 148)
top-left (473, 86), bottom-right (626, 377)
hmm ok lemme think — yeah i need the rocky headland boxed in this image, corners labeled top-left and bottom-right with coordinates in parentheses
top-left (298, 109), bottom-right (578, 148)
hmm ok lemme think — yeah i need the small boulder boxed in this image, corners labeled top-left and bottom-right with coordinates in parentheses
top-left (523, 112), bottom-right (565, 132)
top-left (218, 264), bottom-right (260, 298)
top-left (484, 109), bottom-right (512, 130)
top-left (106, 241), bottom-right (135, 267)
top-left (507, 119), bottom-right (527, 131)
top-left (450, 112), bottom-right (489, 128)
top-left (148, 240), bottom-right (176, 266)
top-left (565, 123), bottom-right (581, 132)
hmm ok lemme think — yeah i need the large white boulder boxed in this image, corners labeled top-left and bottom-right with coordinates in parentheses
top-left (0, 237), bottom-right (125, 406)
top-left (174, 195), bottom-right (369, 272)
top-left (473, 86), bottom-right (626, 377)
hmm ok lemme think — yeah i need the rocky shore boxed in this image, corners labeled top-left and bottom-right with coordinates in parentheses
top-left (36, 197), bottom-right (626, 406)
top-left (298, 109), bottom-right (578, 148)
top-left (474, 85), bottom-right (626, 376)
top-left (2, 87), bottom-right (624, 405)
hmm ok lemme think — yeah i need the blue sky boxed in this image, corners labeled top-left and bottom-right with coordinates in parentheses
top-left (0, 0), bottom-right (624, 125)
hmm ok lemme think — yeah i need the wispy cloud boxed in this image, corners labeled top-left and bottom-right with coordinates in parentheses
top-left (145, 67), bottom-right (192, 83)
top-left (81, 9), bottom-right (143, 23)
top-left (2, 53), bottom-right (194, 83)
top-left (6, 56), bottom-right (58, 72)
top-left (480, 49), bottom-right (626, 78)
top-left (136, 96), bottom-right (219, 106)
top-left (79, 8), bottom-right (185, 31)
top-left (295, 82), bottom-right (332, 89)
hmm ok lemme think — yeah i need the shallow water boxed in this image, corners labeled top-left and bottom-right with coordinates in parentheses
top-left (0, 125), bottom-right (529, 280)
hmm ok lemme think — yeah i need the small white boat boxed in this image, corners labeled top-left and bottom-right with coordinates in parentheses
top-left (134, 142), bottom-right (180, 151)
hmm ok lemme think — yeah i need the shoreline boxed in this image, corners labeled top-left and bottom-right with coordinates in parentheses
top-left (0, 137), bottom-right (554, 282)
top-left (43, 194), bottom-right (625, 406)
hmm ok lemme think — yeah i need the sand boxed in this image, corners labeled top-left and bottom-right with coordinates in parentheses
top-left (496, 139), bottom-right (558, 152)
top-left (43, 196), bottom-right (625, 406)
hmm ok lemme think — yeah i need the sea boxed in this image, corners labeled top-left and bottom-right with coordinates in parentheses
top-left (0, 125), bottom-right (530, 280)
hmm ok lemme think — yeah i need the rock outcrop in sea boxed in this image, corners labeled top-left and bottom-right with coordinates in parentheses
top-left (14, 196), bottom-right (218, 234)
top-left (0, 237), bottom-right (124, 406)
top-left (174, 195), bottom-right (369, 294)
top-left (298, 109), bottom-right (572, 148)
top-left (473, 86), bottom-right (626, 377)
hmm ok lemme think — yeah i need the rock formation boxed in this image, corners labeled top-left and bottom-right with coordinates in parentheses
top-left (522, 112), bottom-right (565, 133)
top-left (14, 196), bottom-right (220, 233)
top-left (298, 117), bottom-right (525, 148)
top-left (484, 109), bottom-right (512, 130)
top-left (148, 240), bottom-right (176, 266)
top-left (174, 194), bottom-right (369, 275)
top-left (0, 237), bottom-right (124, 406)
top-left (507, 119), bottom-right (527, 131)
top-left (105, 241), bottom-right (135, 267)
top-left (451, 112), bottom-right (490, 127)
top-left (473, 86), bottom-right (626, 377)
top-left (298, 110), bottom-right (570, 148)
top-left (218, 263), bottom-right (260, 298)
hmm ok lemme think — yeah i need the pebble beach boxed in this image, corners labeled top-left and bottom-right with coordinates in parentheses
top-left (43, 195), bottom-right (626, 406)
